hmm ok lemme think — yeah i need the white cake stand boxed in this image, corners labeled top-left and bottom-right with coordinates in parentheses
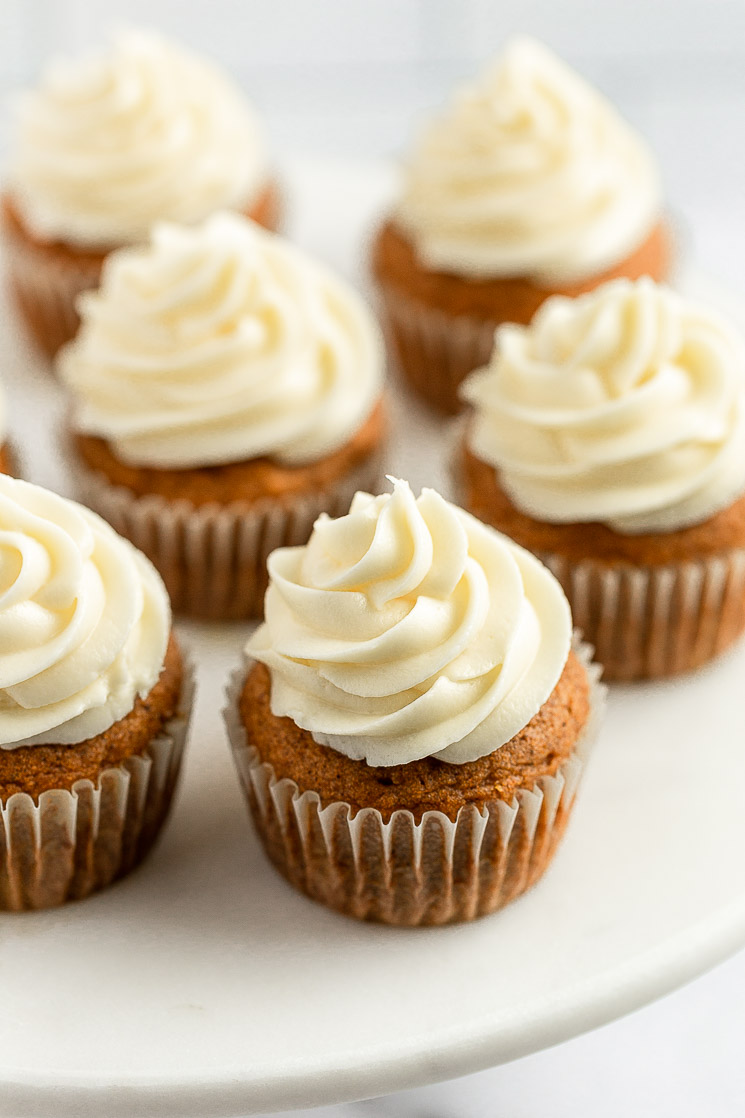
top-left (0, 160), bottom-right (744, 1118)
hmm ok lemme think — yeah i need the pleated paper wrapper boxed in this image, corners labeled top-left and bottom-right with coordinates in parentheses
top-left (224, 639), bottom-right (605, 927)
top-left (0, 654), bottom-right (195, 912)
top-left (376, 282), bottom-right (499, 416)
top-left (73, 448), bottom-right (384, 621)
top-left (537, 550), bottom-right (745, 682)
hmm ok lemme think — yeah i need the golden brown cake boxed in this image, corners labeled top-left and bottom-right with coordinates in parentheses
top-left (227, 478), bottom-right (604, 926)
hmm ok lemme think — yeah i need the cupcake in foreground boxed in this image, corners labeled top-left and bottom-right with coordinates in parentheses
top-left (225, 478), bottom-right (603, 926)
top-left (372, 36), bottom-right (670, 414)
top-left (461, 277), bottom-right (745, 681)
top-left (59, 212), bottom-right (386, 620)
top-left (0, 474), bottom-right (193, 910)
top-left (3, 28), bottom-right (279, 358)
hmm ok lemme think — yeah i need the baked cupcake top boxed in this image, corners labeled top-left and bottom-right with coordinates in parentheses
top-left (59, 212), bottom-right (384, 470)
top-left (395, 36), bottom-right (661, 284)
top-left (462, 277), bottom-right (745, 534)
top-left (8, 28), bottom-right (267, 249)
top-left (246, 478), bottom-right (571, 766)
top-left (0, 475), bottom-right (169, 748)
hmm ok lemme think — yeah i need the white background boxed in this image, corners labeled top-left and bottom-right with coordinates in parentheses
top-left (1, 2), bottom-right (745, 1116)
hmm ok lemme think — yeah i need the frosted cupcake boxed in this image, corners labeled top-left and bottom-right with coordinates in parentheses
top-left (0, 474), bottom-right (193, 910)
top-left (461, 277), bottom-right (745, 681)
top-left (3, 28), bottom-right (279, 357)
top-left (225, 478), bottom-right (603, 926)
top-left (59, 212), bottom-right (386, 620)
top-left (372, 37), bottom-right (670, 414)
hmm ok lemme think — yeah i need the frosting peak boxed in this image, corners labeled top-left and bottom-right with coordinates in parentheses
top-left (0, 475), bottom-right (170, 748)
top-left (395, 36), bottom-right (661, 283)
top-left (247, 479), bottom-right (571, 766)
top-left (463, 278), bottom-right (745, 533)
top-left (59, 212), bottom-right (384, 469)
top-left (9, 28), bottom-right (268, 248)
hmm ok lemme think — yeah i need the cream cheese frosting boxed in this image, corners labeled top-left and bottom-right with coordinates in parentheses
top-left (9, 29), bottom-right (268, 249)
top-left (395, 36), bottom-right (661, 284)
top-left (463, 277), bottom-right (745, 534)
top-left (59, 212), bottom-right (384, 469)
top-left (0, 475), bottom-right (170, 749)
top-left (247, 478), bottom-right (571, 767)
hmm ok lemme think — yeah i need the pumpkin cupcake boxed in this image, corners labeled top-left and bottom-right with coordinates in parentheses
top-left (59, 212), bottom-right (386, 620)
top-left (225, 478), bottom-right (604, 926)
top-left (460, 276), bottom-right (745, 681)
top-left (0, 473), bottom-right (193, 910)
top-left (372, 36), bottom-right (670, 414)
top-left (3, 27), bottom-right (280, 358)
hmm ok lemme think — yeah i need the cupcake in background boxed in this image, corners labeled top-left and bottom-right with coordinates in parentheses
top-left (3, 27), bottom-right (279, 358)
top-left (0, 379), bottom-right (14, 475)
top-left (59, 211), bottom-right (386, 620)
top-left (372, 36), bottom-right (670, 414)
top-left (0, 474), bottom-right (193, 911)
top-left (460, 277), bottom-right (745, 681)
top-left (226, 477), bottom-right (603, 926)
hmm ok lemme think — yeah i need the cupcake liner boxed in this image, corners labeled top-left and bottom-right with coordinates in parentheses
top-left (377, 281), bottom-right (498, 416)
top-left (0, 652), bottom-right (195, 912)
top-left (224, 638), bottom-right (605, 927)
top-left (2, 218), bottom-right (102, 359)
top-left (73, 449), bottom-right (385, 621)
top-left (538, 550), bottom-right (745, 682)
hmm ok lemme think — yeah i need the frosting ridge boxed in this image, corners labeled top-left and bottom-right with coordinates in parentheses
top-left (395, 36), bottom-right (661, 283)
top-left (9, 28), bottom-right (268, 248)
top-left (59, 212), bottom-right (384, 469)
top-left (463, 277), bottom-right (745, 533)
top-left (0, 475), bottom-right (170, 748)
top-left (247, 478), bottom-right (571, 766)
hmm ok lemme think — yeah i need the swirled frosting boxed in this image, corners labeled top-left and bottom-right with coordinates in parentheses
top-left (0, 475), bottom-right (170, 749)
top-left (395, 37), bottom-right (661, 284)
top-left (463, 278), bottom-right (745, 534)
top-left (59, 212), bottom-right (384, 469)
top-left (247, 478), bottom-right (571, 766)
top-left (9, 29), bottom-right (268, 248)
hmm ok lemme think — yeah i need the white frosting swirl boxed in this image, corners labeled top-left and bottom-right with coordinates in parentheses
top-left (0, 475), bottom-right (170, 749)
top-left (463, 278), bottom-right (745, 534)
top-left (247, 479), bottom-right (571, 766)
top-left (59, 213), bottom-right (384, 469)
top-left (9, 29), bottom-right (268, 248)
top-left (395, 37), bottom-right (661, 284)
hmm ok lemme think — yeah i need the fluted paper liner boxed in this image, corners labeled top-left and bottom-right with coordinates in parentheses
top-left (73, 450), bottom-right (384, 621)
top-left (537, 550), bottom-right (745, 682)
top-left (0, 654), bottom-right (194, 912)
top-left (224, 639), bottom-right (604, 926)
top-left (377, 282), bottom-right (498, 416)
top-left (3, 222), bottom-right (102, 358)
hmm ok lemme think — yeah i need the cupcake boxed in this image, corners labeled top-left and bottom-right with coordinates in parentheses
top-left (0, 474), bottom-right (192, 910)
top-left (0, 380), bottom-right (14, 475)
top-left (3, 28), bottom-right (279, 358)
top-left (59, 212), bottom-right (386, 621)
top-left (460, 277), bottom-right (745, 681)
top-left (372, 36), bottom-right (670, 414)
top-left (225, 478), bottom-right (603, 926)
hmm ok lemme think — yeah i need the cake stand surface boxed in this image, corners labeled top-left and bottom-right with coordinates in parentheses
top-left (0, 159), bottom-right (743, 1118)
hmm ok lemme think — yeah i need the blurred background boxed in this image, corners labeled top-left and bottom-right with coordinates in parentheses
top-left (1, 0), bottom-right (745, 286)
top-left (1, 3), bottom-right (743, 1116)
